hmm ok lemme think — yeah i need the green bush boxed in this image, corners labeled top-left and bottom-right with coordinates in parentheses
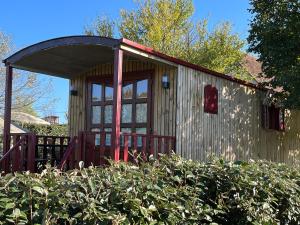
top-left (0, 155), bottom-right (299, 224)
top-left (15, 122), bottom-right (68, 137)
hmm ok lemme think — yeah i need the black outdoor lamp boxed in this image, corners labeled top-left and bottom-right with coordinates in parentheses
top-left (70, 85), bottom-right (78, 96)
top-left (162, 74), bottom-right (170, 89)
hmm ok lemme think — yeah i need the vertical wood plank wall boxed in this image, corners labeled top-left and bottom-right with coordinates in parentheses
top-left (176, 65), bottom-right (300, 164)
top-left (68, 60), bottom-right (177, 138)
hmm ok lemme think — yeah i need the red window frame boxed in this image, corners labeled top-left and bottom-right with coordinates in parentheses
top-left (204, 85), bottom-right (218, 114)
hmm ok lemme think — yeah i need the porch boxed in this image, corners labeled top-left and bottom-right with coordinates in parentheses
top-left (1, 36), bottom-right (177, 173)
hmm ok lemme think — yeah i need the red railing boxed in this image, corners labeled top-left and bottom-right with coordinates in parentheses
top-left (0, 133), bottom-right (70, 173)
top-left (58, 136), bottom-right (78, 170)
top-left (77, 131), bottom-right (176, 166)
top-left (0, 131), bottom-right (175, 173)
top-left (34, 135), bottom-right (70, 169)
top-left (0, 133), bottom-right (36, 173)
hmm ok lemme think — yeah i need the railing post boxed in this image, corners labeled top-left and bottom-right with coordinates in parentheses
top-left (142, 136), bottom-right (147, 161)
top-left (100, 132), bottom-right (105, 165)
top-left (133, 133), bottom-right (138, 161)
top-left (158, 138), bottom-right (162, 158)
top-left (27, 134), bottom-right (36, 173)
top-left (12, 135), bottom-right (21, 172)
top-left (149, 136), bottom-right (154, 156)
top-left (123, 135), bottom-right (129, 162)
top-left (77, 132), bottom-right (84, 167)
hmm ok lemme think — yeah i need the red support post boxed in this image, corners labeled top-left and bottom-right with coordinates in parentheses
top-left (2, 65), bottom-right (13, 172)
top-left (111, 48), bottom-right (123, 161)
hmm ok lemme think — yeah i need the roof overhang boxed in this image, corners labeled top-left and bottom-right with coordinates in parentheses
top-left (3, 35), bottom-right (264, 90)
top-left (3, 36), bottom-right (121, 78)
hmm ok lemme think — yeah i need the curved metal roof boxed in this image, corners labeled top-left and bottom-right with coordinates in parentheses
top-left (3, 36), bottom-right (121, 78)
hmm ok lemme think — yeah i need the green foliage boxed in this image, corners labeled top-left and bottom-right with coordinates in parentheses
top-left (84, 16), bottom-right (115, 38)
top-left (0, 155), bottom-right (300, 224)
top-left (248, 0), bottom-right (300, 108)
top-left (16, 123), bottom-right (68, 136)
top-left (86, 0), bottom-right (250, 80)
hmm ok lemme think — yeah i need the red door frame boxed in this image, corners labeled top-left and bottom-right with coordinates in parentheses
top-left (86, 69), bottom-right (154, 159)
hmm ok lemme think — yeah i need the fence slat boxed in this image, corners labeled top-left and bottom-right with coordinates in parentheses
top-left (12, 135), bottom-right (20, 172)
top-left (27, 134), bottom-right (36, 172)
top-left (124, 135), bottom-right (129, 162)
top-left (100, 132), bottom-right (105, 165)
top-left (142, 136), bottom-right (147, 161)
top-left (158, 138), bottom-right (162, 158)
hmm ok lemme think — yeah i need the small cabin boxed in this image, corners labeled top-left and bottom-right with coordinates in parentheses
top-left (1, 36), bottom-right (300, 173)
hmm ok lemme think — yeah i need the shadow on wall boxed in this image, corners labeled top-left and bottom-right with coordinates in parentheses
top-left (178, 68), bottom-right (300, 165)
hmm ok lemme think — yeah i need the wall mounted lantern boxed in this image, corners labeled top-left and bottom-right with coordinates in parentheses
top-left (162, 74), bottom-right (170, 89)
top-left (70, 85), bottom-right (78, 96)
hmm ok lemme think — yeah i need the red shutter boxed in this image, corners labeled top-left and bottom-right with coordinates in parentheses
top-left (261, 104), bottom-right (285, 131)
top-left (204, 85), bottom-right (218, 114)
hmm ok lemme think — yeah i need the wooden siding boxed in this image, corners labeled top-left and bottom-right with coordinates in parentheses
top-left (176, 65), bottom-right (300, 164)
top-left (68, 59), bottom-right (177, 138)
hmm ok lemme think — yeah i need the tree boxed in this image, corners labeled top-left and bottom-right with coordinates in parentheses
top-left (0, 31), bottom-right (53, 116)
top-left (84, 16), bottom-right (115, 38)
top-left (85, 0), bottom-right (249, 79)
top-left (248, 0), bottom-right (300, 108)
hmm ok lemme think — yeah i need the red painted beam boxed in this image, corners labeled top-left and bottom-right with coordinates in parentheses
top-left (2, 65), bottom-right (13, 172)
top-left (111, 48), bottom-right (123, 161)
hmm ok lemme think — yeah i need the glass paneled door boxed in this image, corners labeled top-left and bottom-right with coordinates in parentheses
top-left (87, 75), bottom-right (152, 147)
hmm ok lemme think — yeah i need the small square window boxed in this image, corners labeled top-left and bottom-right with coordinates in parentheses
top-left (262, 105), bottom-right (285, 131)
top-left (204, 85), bottom-right (218, 114)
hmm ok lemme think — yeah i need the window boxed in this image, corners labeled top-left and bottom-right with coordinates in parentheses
top-left (204, 85), bottom-right (218, 114)
top-left (261, 105), bottom-right (285, 131)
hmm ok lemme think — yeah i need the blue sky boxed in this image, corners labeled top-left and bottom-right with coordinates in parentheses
top-left (0, 0), bottom-right (252, 123)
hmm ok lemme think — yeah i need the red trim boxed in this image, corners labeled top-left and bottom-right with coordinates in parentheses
top-left (120, 38), bottom-right (265, 91)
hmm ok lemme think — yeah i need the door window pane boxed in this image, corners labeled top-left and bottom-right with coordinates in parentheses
top-left (104, 128), bottom-right (112, 146)
top-left (105, 86), bottom-right (113, 100)
top-left (136, 103), bottom-right (147, 123)
top-left (92, 84), bottom-right (102, 102)
top-left (104, 105), bottom-right (113, 123)
top-left (122, 83), bottom-right (133, 99)
top-left (136, 128), bottom-right (147, 147)
top-left (91, 128), bottom-right (101, 146)
top-left (137, 80), bottom-right (148, 98)
top-left (92, 106), bottom-right (101, 124)
top-left (122, 104), bottom-right (132, 123)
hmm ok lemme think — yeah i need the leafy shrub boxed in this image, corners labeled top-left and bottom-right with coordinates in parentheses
top-left (15, 122), bottom-right (68, 136)
top-left (0, 155), bottom-right (299, 224)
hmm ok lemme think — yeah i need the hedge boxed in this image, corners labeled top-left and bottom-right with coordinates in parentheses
top-left (14, 122), bottom-right (68, 137)
top-left (0, 154), bottom-right (300, 224)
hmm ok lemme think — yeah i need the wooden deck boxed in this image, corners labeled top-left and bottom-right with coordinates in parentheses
top-left (0, 132), bottom-right (175, 173)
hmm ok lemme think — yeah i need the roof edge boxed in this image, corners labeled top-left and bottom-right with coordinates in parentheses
top-left (4, 35), bottom-right (120, 65)
top-left (120, 38), bottom-right (265, 91)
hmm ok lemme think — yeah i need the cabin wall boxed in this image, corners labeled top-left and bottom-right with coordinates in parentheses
top-left (176, 65), bottom-right (300, 165)
top-left (68, 60), bottom-right (177, 137)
